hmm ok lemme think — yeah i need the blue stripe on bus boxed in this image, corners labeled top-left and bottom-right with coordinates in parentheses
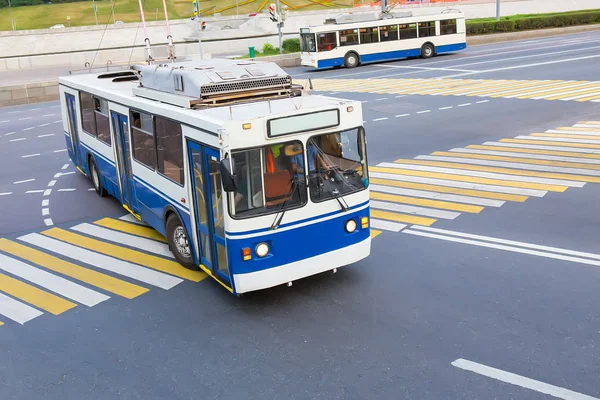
top-left (227, 205), bottom-right (371, 276)
top-left (316, 42), bottom-right (467, 69)
top-left (225, 199), bottom-right (370, 236)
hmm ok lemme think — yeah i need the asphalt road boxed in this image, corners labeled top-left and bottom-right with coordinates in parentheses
top-left (1, 30), bottom-right (600, 399)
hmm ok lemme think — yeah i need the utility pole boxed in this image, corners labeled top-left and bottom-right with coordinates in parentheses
top-left (8, 0), bottom-right (15, 30)
top-left (93, 0), bottom-right (98, 25)
top-left (381, 0), bottom-right (386, 13)
top-left (276, 0), bottom-right (282, 54)
top-left (496, 0), bottom-right (500, 20)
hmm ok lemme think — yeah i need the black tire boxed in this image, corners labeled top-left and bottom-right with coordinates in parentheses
top-left (166, 214), bottom-right (198, 270)
top-left (421, 43), bottom-right (435, 59)
top-left (89, 157), bottom-right (107, 197)
top-left (344, 52), bottom-right (359, 68)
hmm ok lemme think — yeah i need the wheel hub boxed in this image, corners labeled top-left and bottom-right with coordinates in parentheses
top-left (173, 226), bottom-right (191, 258)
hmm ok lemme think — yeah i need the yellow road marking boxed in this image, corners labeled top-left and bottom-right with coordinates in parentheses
top-left (556, 126), bottom-right (600, 132)
top-left (466, 80), bottom-right (562, 97)
top-left (0, 272), bottom-right (76, 315)
top-left (491, 81), bottom-right (577, 98)
top-left (0, 321), bottom-right (3, 327)
top-left (576, 94), bottom-right (600, 102)
top-left (467, 144), bottom-right (600, 160)
top-left (370, 229), bottom-right (382, 239)
top-left (393, 158), bottom-right (600, 184)
top-left (431, 151), bottom-right (600, 170)
top-left (577, 121), bottom-right (600, 125)
top-left (370, 177), bottom-right (527, 202)
top-left (513, 81), bottom-right (588, 99)
top-left (370, 192), bottom-right (483, 213)
top-left (369, 166), bottom-right (567, 192)
top-left (370, 209), bottom-right (436, 226)
top-left (500, 138), bottom-right (600, 150)
top-left (531, 133), bottom-right (600, 141)
top-left (94, 218), bottom-right (167, 243)
top-left (0, 239), bottom-right (147, 299)
top-left (544, 86), bottom-right (600, 101)
top-left (41, 228), bottom-right (207, 282)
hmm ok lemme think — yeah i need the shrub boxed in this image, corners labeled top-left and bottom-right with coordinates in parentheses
top-left (262, 43), bottom-right (276, 54)
top-left (282, 38), bottom-right (300, 53)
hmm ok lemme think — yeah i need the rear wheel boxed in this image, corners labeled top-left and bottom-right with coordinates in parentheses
top-left (344, 52), bottom-right (359, 68)
top-left (89, 157), bottom-right (107, 197)
top-left (421, 43), bottom-right (435, 59)
top-left (166, 214), bottom-right (198, 270)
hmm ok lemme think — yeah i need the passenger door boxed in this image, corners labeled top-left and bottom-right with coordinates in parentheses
top-left (64, 93), bottom-right (81, 168)
top-left (111, 111), bottom-right (138, 215)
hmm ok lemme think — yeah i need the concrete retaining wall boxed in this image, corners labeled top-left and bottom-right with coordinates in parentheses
top-left (0, 81), bottom-right (59, 107)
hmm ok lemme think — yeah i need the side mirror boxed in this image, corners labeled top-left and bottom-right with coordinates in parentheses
top-left (219, 157), bottom-right (238, 192)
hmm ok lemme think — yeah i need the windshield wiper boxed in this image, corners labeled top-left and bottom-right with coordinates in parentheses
top-left (330, 187), bottom-right (349, 212)
top-left (270, 177), bottom-right (300, 230)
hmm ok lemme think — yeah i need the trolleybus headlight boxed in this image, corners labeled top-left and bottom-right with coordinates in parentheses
top-left (345, 219), bottom-right (357, 233)
top-left (255, 243), bottom-right (269, 257)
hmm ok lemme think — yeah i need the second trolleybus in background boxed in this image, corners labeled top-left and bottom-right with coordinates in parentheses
top-left (58, 59), bottom-right (371, 296)
top-left (300, 9), bottom-right (466, 69)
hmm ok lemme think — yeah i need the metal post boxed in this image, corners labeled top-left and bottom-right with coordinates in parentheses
top-left (381, 0), bottom-right (386, 12)
top-left (276, 0), bottom-right (282, 54)
top-left (8, 0), bottom-right (15, 30)
top-left (496, 0), bottom-right (500, 20)
top-left (93, 0), bottom-right (98, 25)
top-left (236, 0), bottom-right (239, 16)
top-left (197, 18), bottom-right (204, 60)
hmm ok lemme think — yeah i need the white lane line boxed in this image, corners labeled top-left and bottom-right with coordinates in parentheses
top-left (18, 233), bottom-right (182, 290)
top-left (369, 184), bottom-right (504, 207)
top-left (0, 120), bottom-right (9, 124)
top-left (450, 148), bottom-right (600, 164)
top-left (395, 113), bottom-right (410, 118)
top-left (457, 103), bottom-right (471, 107)
top-left (439, 106), bottom-right (453, 110)
top-left (452, 359), bottom-right (600, 400)
top-left (370, 219), bottom-right (407, 232)
top-left (42, 199), bottom-right (49, 207)
top-left (7, 111), bottom-right (19, 114)
top-left (62, 164), bottom-right (69, 170)
top-left (43, 189), bottom-right (52, 196)
top-left (51, 105), bottom-right (60, 108)
top-left (373, 117), bottom-right (388, 122)
top-left (44, 219), bottom-right (53, 226)
top-left (370, 199), bottom-right (461, 220)
top-left (21, 153), bottom-right (40, 159)
top-left (0, 192), bottom-right (12, 196)
top-left (0, 292), bottom-right (43, 325)
top-left (416, 110), bottom-right (431, 114)
top-left (412, 226), bottom-right (600, 261)
top-left (42, 208), bottom-right (49, 216)
top-left (476, 100), bottom-right (490, 104)
top-left (37, 123), bottom-right (50, 128)
top-left (0, 253), bottom-right (109, 307)
top-left (53, 120), bottom-right (62, 124)
top-left (377, 162), bottom-right (584, 187)
top-left (395, 95), bottom-right (406, 98)
top-left (54, 149), bottom-right (68, 153)
top-left (119, 213), bottom-right (147, 225)
top-left (375, 98), bottom-right (387, 101)
top-left (376, 64), bottom-right (477, 73)
top-left (42, 114), bottom-right (55, 117)
top-left (484, 141), bottom-right (600, 155)
top-left (416, 155), bottom-right (600, 177)
top-left (57, 188), bottom-right (76, 192)
top-left (22, 127), bottom-right (34, 132)
top-left (4, 132), bottom-right (15, 136)
top-left (370, 171), bottom-right (547, 197)
top-left (71, 223), bottom-right (174, 259)
top-left (516, 135), bottom-right (600, 145)
top-left (13, 178), bottom-right (34, 185)
top-left (361, 100), bottom-right (368, 103)
top-left (47, 180), bottom-right (57, 187)
top-left (88, 188), bottom-right (95, 191)
top-left (37, 134), bottom-right (54, 138)
top-left (9, 138), bottom-right (25, 142)
top-left (25, 190), bottom-right (44, 194)
top-left (18, 117), bottom-right (31, 121)
top-left (546, 129), bottom-right (600, 136)
top-left (28, 108), bottom-right (41, 111)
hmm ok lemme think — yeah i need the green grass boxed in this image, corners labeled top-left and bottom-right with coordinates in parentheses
top-left (467, 9), bottom-right (600, 24)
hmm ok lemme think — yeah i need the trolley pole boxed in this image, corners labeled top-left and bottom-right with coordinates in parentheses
top-left (496, 0), bottom-right (500, 20)
top-left (381, 0), bottom-right (386, 12)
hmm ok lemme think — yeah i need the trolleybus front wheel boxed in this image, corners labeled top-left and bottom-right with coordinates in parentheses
top-left (89, 157), bottom-right (107, 197)
top-left (166, 214), bottom-right (198, 270)
top-left (344, 52), bottom-right (359, 68)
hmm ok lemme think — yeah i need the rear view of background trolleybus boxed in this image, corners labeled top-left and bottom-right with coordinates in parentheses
top-left (300, 9), bottom-right (467, 68)
top-left (58, 58), bottom-right (371, 296)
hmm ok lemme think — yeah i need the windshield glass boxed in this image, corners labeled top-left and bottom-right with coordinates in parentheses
top-left (230, 140), bottom-right (308, 218)
top-left (300, 33), bottom-right (316, 52)
top-left (307, 128), bottom-right (368, 202)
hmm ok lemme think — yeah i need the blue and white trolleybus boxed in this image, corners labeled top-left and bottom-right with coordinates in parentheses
top-left (58, 59), bottom-right (371, 295)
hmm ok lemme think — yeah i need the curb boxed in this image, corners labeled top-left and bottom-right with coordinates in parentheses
top-left (466, 23), bottom-right (600, 46)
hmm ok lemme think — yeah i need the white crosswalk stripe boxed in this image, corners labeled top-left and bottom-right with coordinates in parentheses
top-left (370, 200), bottom-right (461, 220)
top-left (0, 292), bottom-right (43, 325)
top-left (449, 148), bottom-right (600, 164)
top-left (482, 141), bottom-right (600, 154)
top-left (370, 219), bottom-right (407, 232)
top-left (370, 184), bottom-right (504, 207)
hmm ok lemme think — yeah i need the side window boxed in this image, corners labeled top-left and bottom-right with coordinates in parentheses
top-left (380, 25), bottom-right (398, 41)
top-left (359, 27), bottom-right (379, 44)
top-left (130, 110), bottom-right (156, 169)
top-left (399, 23), bottom-right (418, 40)
top-left (79, 92), bottom-right (96, 137)
top-left (94, 97), bottom-right (111, 145)
top-left (317, 32), bottom-right (337, 52)
top-left (418, 21), bottom-right (436, 37)
top-left (339, 29), bottom-right (358, 46)
top-left (155, 116), bottom-right (184, 185)
top-left (440, 19), bottom-right (457, 35)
